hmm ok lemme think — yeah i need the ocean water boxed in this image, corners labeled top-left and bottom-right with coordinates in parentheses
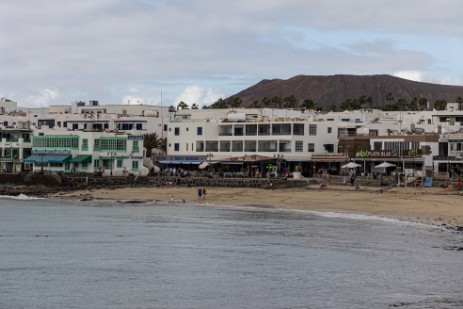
top-left (1, 196), bottom-right (463, 309)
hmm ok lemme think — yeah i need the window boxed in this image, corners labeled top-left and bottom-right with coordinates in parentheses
top-left (94, 138), bottom-right (127, 151)
top-left (132, 160), bottom-right (139, 171)
top-left (117, 159), bottom-right (123, 168)
top-left (93, 159), bottom-right (100, 169)
top-left (324, 144), bottom-right (334, 153)
top-left (293, 124), bottom-right (304, 135)
top-left (373, 142), bottom-right (382, 150)
top-left (232, 141), bottom-right (243, 152)
top-left (295, 141), bottom-right (303, 152)
top-left (132, 141), bottom-right (139, 153)
top-left (82, 139), bottom-right (88, 151)
top-left (174, 143), bottom-right (180, 151)
top-left (175, 127), bottom-right (180, 136)
top-left (32, 136), bottom-right (79, 149)
top-left (327, 127), bottom-right (332, 134)
top-left (309, 124), bottom-right (317, 136)
top-left (197, 127), bottom-right (203, 135)
top-left (308, 143), bottom-right (315, 152)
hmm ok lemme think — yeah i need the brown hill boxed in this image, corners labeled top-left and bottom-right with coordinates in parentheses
top-left (228, 74), bottom-right (463, 110)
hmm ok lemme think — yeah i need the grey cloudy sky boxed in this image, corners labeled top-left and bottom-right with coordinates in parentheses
top-left (1, 0), bottom-right (462, 107)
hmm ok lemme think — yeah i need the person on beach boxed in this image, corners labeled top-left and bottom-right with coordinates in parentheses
top-left (197, 188), bottom-right (203, 199)
top-left (457, 179), bottom-right (462, 190)
top-left (169, 195), bottom-right (174, 204)
top-left (202, 188), bottom-right (206, 200)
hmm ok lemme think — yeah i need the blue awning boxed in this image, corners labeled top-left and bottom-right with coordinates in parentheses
top-left (158, 160), bottom-right (202, 165)
top-left (23, 154), bottom-right (71, 163)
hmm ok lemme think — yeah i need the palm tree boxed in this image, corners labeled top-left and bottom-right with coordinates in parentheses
top-left (177, 101), bottom-right (189, 110)
top-left (301, 99), bottom-right (315, 110)
top-left (144, 133), bottom-right (166, 158)
top-left (418, 97), bottom-right (428, 110)
top-left (271, 96), bottom-right (282, 108)
top-left (434, 99), bottom-right (447, 111)
top-left (227, 96), bottom-right (242, 108)
top-left (261, 97), bottom-right (271, 108)
top-left (283, 95), bottom-right (297, 108)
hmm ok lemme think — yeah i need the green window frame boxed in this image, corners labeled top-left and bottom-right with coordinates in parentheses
top-left (132, 160), bottom-right (139, 172)
top-left (132, 141), bottom-right (139, 153)
top-left (32, 136), bottom-right (79, 149)
top-left (82, 138), bottom-right (88, 151)
top-left (93, 159), bottom-right (100, 169)
top-left (117, 159), bottom-right (123, 168)
top-left (94, 138), bottom-right (127, 152)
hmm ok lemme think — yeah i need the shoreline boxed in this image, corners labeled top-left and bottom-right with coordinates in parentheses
top-left (51, 184), bottom-right (463, 231)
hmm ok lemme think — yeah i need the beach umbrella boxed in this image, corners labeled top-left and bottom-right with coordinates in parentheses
top-left (341, 162), bottom-right (362, 169)
top-left (198, 162), bottom-right (209, 170)
top-left (374, 161), bottom-right (396, 177)
top-left (374, 162), bottom-right (396, 169)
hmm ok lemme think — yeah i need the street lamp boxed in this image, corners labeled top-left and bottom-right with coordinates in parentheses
top-left (207, 153), bottom-right (214, 165)
top-left (109, 152), bottom-right (116, 176)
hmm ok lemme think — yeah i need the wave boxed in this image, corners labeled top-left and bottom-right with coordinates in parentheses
top-left (0, 194), bottom-right (45, 200)
top-left (304, 210), bottom-right (441, 229)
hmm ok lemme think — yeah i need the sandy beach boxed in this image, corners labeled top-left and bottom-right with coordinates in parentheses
top-left (56, 184), bottom-right (463, 229)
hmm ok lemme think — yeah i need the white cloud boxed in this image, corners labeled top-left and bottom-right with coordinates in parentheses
top-left (1, 0), bottom-right (462, 106)
top-left (393, 70), bottom-right (429, 82)
top-left (122, 96), bottom-right (144, 105)
top-left (174, 86), bottom-right (224, 108)
top-left (23, 89), bottom-right (59, 107)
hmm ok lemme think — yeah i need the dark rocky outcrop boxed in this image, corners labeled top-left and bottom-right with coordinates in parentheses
top-left (230, 74), bottom-right (463, 110)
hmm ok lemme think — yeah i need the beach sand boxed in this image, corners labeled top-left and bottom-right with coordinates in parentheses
top-left (56, 184), bottom-right (463, 229)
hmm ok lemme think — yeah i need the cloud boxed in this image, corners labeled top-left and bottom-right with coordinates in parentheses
top-left (174, 86), bottom-right (225, 108)
top-left (23, 89), bottom-right (59, 107)
top-left (1, 0), bottom-right (462, 106)
top-left (393, 70), bottom-right (429, 82)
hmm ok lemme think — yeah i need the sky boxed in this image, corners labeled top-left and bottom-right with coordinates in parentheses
top-left (1, 0), bottom-right (463, 108)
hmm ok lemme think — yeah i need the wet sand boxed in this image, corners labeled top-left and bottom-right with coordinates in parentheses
top-left (56, 184), bottom-right (463, 229)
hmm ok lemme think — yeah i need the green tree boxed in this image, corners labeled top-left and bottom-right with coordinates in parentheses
top-left (434, 99), bottom-right (447, 110)
top-left (227, 96), bottom-right (242, 108)
top-left (396, 98), bottom-right (408, 111)
top-left (366, 96), bottom-right (374, 108)
top-left (385, 92), bottom-right (395, 109)
top-left (191, 103), bottom-right (199, 109)
top-left (283, 95), bottom-right (297, 108)
top-left (211, 98), bottom-right (227, 108)
top-left (418, 97), bottom-right (428, 110)
top-left (261, 97), bottom-right (271, 108)
top-left (143, 133), bottom-right (166, 158)
top-left (177, 101), bottom-right (189, 110)
top-left (250, 100), bottom-right (260, 108)
top-left (409, 97), bottom-right (419, 111)
top-left (301, 99), bottom-right (315, 110)
top-left (271, 96), bottom-right (282, 108)
top-left (340, 99), bottom-right (353, 110)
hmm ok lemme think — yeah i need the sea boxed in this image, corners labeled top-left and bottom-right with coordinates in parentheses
top-left (1, 195), bottom-right (463, 309)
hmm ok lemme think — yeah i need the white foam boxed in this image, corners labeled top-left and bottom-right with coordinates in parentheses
top-left (302, 209), bottom-right (434, 229)
top-left (0, 194), bottom-right (44, 200)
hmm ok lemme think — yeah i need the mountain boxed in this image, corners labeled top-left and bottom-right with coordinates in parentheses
top-left (227, 74), bottom-right (463, 110)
